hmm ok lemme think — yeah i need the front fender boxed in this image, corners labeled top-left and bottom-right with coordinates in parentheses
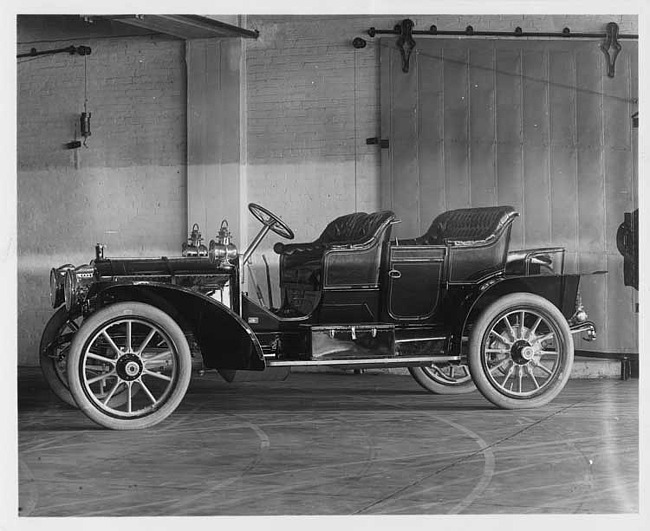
top-left (96, 282), bottom-right (265, 371)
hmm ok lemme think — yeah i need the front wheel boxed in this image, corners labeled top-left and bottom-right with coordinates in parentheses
top-left (468, 293), bottom-right (574, 409)
top-left (67, 302), bottom-right (192, 430)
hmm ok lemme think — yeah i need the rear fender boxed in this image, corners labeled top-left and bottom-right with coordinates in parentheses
top-left (96, 283), bottom-right (265, 371)
top-left (447, 275), bottom-right (580, 356)
top-left (470, 275), bottom-right (580, 321)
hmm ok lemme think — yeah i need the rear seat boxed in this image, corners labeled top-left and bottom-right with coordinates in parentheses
top-left (399, 206), bottom-right (519, 282)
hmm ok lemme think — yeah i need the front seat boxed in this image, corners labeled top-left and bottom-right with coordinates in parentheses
top-left (274, 210), bottom-right (396, 292)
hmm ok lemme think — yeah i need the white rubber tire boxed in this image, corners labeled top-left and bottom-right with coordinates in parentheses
top-left (67, 302), bottom-right (192, 430)
top-left (468, 292), bottom-right (573, 409)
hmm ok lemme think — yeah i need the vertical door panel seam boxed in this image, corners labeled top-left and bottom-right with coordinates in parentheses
top-left (519, 48), bottom-right (526, 248)
top-left (416, 51), bottom-right (421, 234)
top-left (441, 46), bottom-right (447, 213)
top-left (546, 47), bottom-right (552, 246)
top-left (573, 49), bottom-right (579, 272)
top-left (492, 46), bottom-right (498, 208)
top-left (599, 49), bottom-right (608, 350)
top-left (466, 46), bottom-right (471, 207)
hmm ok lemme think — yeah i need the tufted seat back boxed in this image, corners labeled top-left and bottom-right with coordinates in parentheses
top-left (397, 206), bottom-right (519, 282)
top-left (274, 210), bottom-right (396, 257)
top-left (413, 206), bottom-right (519, 246)
top-left (319, 211), bottom-right (397, 245)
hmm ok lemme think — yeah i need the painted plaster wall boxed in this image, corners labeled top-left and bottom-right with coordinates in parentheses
top-left (186, 39), bottom-right (243, 244)
top-left (17, 30), bottom-right (187, 365)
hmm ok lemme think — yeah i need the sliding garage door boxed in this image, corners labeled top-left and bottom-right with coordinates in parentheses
top-left (380, 37), bottom-right (638, 353)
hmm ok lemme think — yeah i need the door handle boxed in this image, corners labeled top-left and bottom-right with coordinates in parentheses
top-left (388, 269), bottom-right (402, 279)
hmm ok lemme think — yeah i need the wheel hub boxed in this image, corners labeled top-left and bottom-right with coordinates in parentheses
top-left (116, 353), bottom-right (143, 381)
top-left (511, 340), bottom-right (536, 365)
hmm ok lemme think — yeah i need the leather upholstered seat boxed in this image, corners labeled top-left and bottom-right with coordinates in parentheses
top-left (399, 206), bottom-right (519, 282)
top-left (274, 210), bottom-right (396, 288)
top-left (404, 206), bottom-right (518, 246)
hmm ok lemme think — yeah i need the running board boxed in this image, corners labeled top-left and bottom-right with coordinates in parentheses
top-left (395, 336), bottom-right (446, 343)
top-left (266, 355), bottom-right (460, 369)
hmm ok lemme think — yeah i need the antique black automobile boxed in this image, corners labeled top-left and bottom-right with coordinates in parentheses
top-left (41, 203), bottom-right (597, 429)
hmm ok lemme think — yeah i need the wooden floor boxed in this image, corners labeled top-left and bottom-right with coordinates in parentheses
top-left (18, 368), bottom-right (638, 517)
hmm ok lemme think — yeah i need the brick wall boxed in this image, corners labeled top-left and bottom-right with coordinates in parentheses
top-left (16, 15), bottom-right (638, 364)
top-left (244, 14), bottom-right (638, 305)
top-left (17, 28), bottom-right (187, 365)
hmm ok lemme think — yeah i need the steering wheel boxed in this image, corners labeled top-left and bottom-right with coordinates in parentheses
top-left (248, 203), bottom-right (295, 240)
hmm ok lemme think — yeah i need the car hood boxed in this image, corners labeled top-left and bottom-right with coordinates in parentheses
top-left (94, 257), bottom-right (227, 278)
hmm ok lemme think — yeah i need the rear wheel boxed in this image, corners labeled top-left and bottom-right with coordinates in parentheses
top-left (468, 293), bottom-right (573, 409)
top-left (409, 363), bottom-right (476, 394)
top-left (67, 302), bottom-right (192, 430)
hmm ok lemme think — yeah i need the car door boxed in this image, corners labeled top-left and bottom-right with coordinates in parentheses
top-left (386, 246), bottom-right (446, 320)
